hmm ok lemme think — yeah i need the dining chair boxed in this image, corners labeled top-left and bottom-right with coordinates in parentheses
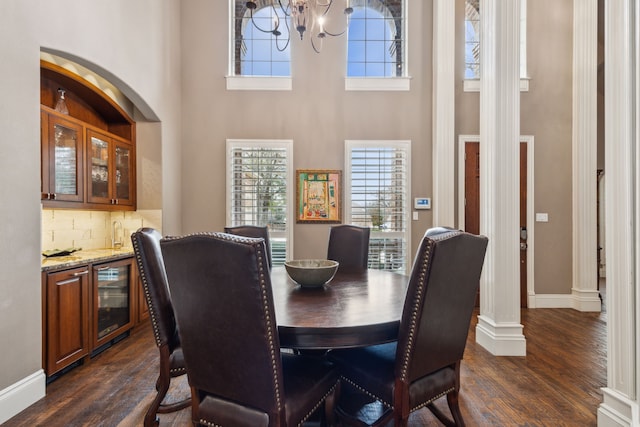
top-left (224, 225), bottom-right (273, 269)
top-left (326, 224), bottom-right (370, 271)
top-left (131, 228), bottom-right (190, 427)
top-left (160, 232), bottom-right (340, 427)
top-left (327, 227), bottom-right (488, 427)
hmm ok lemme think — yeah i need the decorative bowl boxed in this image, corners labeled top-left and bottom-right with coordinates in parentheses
top-left (284, 259), bottom-right (339, 288)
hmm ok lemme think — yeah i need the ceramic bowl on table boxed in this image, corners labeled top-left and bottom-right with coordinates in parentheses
top-left (284, 259), bottom-right (339, 288)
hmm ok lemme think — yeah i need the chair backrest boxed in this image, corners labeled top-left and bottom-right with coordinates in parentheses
top-left (160, 232), bottom-right (284, 417)
top-left (395, 227), bottom-right (488, 383)
top-left (326, 224), bottom-right (371, 270)
top-left (131, 227), bottom-right (180, 351)
top-left (224, 225), bottom-right (272, 269)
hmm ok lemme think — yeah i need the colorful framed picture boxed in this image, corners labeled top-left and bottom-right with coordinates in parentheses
top-left (296, 169), bottom-right (342, 223)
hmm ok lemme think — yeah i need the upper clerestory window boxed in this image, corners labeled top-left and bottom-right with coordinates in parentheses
top-left (232, 1), bottom-right (291, 77)
top-left (347, 1), bottom-right (404, 78)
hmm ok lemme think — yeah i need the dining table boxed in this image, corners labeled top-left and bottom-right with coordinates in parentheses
top-left (270, 266), bottom-right (409, 350)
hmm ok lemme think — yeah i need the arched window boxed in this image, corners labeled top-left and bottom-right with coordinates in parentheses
top-left (347, 1), bottom-right (404, 77)
top-left (233, 2), bottom-right (291, 77)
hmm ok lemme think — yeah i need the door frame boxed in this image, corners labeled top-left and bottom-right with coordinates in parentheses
top-left (457, 135), bottom-right (536, 307)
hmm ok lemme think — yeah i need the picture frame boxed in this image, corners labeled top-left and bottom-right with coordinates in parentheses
top-left (296, 169), bottom-right (342, 223)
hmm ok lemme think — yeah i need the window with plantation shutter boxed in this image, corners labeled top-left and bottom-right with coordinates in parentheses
top-left (345, 140), bottom-right (411, 274)
top-left (226, 140), bottom-right (294, 265)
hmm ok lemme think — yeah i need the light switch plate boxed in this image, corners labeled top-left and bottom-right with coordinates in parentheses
top-left (536, 213), bottom-right (549, 222)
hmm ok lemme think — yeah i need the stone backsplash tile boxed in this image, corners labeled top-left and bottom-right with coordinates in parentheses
top-left (42, 209), bottom-right (162, 251)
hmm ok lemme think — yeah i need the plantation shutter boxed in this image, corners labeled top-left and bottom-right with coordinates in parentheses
top-left (228, 144), bottom-right (290, 265)
top-left (348, 143), bottom-right (410, 273)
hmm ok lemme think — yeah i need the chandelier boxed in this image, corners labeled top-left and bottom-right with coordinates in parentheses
top-left (245, 0), bottom-right (354, 53)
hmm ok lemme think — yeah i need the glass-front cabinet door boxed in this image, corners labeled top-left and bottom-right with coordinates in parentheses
top-left (87, 131), bottom-right (111, 204)
top-left (114, 141), bottom-right (134, 206)
top-left (42, 113), bottom-right (84, 202)
top-left (87, 129), bottom-right (134, 206)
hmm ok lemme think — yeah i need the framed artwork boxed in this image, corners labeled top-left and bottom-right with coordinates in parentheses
top-left (296, 169), bottom-right (342, 223)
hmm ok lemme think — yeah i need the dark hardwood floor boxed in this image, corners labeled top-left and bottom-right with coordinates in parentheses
top-left (6, 292), bottom-right (606, 427)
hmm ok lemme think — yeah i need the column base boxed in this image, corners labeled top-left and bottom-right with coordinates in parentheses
top-left (597, 387), bottom-right (637, 427)
top-left (475, 314), bottom-right (526, 356)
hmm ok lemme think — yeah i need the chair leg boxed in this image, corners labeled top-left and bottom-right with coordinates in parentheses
top-left (426, 390), bottom-right (464, 427)
top-left (446, 390), bottom-right (465, 427)
top-left (144, 374), bottom-right (167, 427)
top-left (393, 411), bottom-right (409, 427)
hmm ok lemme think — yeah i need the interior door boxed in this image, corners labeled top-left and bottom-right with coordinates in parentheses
top-left (464, 141), bottom-right (528, 308)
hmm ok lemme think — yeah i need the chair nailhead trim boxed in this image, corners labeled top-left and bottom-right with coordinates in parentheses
top-left (297, 383), bottom-right (338, 427)
top-left (410, 387), bottom-right (455, 412)
top-left (340, 376), bottom-right (455, 415)
top-left (339, 377), bottom-right (393, 409)
top-left (400, 240), bottom-right (433, 382)
top-left (132, 238), bottom-right (163, 347)
top-left (198, 419), bottom-right (222, 427)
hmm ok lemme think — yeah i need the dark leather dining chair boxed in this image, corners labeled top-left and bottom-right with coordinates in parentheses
top-left (224, 225), bottom-right (272, 269)
top-left (131, 228), bottom-right (190, 427)
top-left (327, 227), bottom-right (488, 427)
top-left (327, 224), bottom-right (370, 271)
top-left (160, 232), bottom-right (340, 427)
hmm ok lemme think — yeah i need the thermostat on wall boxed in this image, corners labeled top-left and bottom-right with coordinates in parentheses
top-left (414, 197), bottom-right (431, 210)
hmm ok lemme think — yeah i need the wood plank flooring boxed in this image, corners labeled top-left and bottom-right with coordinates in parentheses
top-left (5, 297), bottom-right (606, 426)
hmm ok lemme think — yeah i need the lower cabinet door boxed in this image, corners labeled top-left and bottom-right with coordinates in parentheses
top-left (45, 266), bottom-right (91, 375)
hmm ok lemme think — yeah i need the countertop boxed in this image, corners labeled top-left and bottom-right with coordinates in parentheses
top-left (42, 248), bottom-right (135, 272)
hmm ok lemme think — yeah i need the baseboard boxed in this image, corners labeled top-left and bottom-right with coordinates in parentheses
top-left (597, 387), bottom-right (637, 426)
top-left (529, 293), bottom-right (572, 308)
top-left (529, 292), bottom-right (603, 311)
top-left (0, 370), bottom-right (46, 424)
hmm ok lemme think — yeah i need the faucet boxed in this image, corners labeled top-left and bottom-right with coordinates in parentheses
top-left (112, 220), bottom-right (123, 249)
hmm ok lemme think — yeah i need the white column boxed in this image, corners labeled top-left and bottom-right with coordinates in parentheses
top-left (598, 1), bottom-right (639, 425)
top-left (476, 0), bottom-right (526, 356)
top-left (571, 0), bottom-right (601, 312)
top-left (432, 0), bottom-right (455, 228)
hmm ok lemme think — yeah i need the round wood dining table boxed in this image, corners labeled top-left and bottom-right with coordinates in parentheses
top-left (270, 266), bottom-right (409, 350)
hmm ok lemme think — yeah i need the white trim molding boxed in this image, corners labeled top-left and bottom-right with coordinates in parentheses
top-left (345, 77), bottom-right (411, 91)
top-left (598, 0), bottom-right (640, 425)
top-left (225, 76), bottom-right (293, 91)
top-left (477, 0), bottom-right (525, 356)
top-left (571, 0), bottom-right (600, 313)
top-left (463, 78), bottom-right (530, 92)
top-left (0, 370), bottom-right (46, 424)
top-left (432, 0), bottom-right (456, 228)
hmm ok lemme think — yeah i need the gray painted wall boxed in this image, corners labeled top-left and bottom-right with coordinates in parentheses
top-left (0, 0), bottom-right (577, 421)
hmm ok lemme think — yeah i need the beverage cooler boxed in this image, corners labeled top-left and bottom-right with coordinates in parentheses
top-left (92, 258), bottom-right (134, 352)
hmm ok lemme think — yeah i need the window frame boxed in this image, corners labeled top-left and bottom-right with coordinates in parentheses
top-left (227, 0), bottom-right (293, 91)
top-left (463, 0), bottom-right (529, 92)
top-left (344, 140), bottom-right (412, 274)
top-left (226, 139), bottom-right (294, 264)
top-left (345, 0), bottom-right (410, 91)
